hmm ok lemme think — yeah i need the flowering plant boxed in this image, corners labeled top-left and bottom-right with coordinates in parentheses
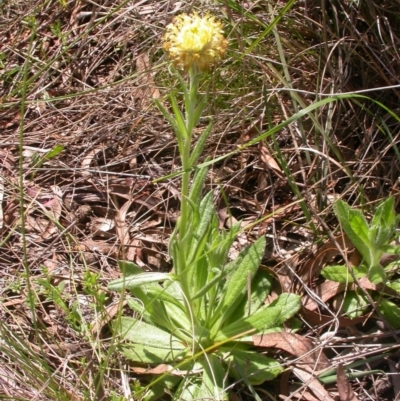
top-left (108, 13), bottom-right (300, 400)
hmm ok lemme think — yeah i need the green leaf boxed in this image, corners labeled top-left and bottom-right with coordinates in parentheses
top-left (191, 95), bottom-right (208, 130)
top-left (225, 270), bottom-right (274, 324)
top-left (126, 297), bottom-right (180, 336)
top-left (334, 200), bottom-right (371, 264)
top-left (342, 291), bottom-right (368, 319)
top-left (118, 260), bottom-right (143, 275)
top-left (44, 144), bottom-right (64, 160)
top-left (321, 264), bottom-right (367, 283)
top-left (387, 280), bottom-right (400, 293)
top-left (188, 192), bottom-right (215, 262)
top-left (107, 272), bottom-right (175, 291)
top-left (188, 165), bottom-right (209, 208)
top-left (145, 284), bottom-right (186, 312)
top-left (207, 223), bottom-right (242, 272)
top-left (189, 121), bottom-right (213, 166)
top-left (371, 197), bottom-right (396, 245)
top-left (117, 318), bottom-right (188, 363)
top-left (212, 236), bottom-right (266, 329)
top-left (154, 98), bottom-right (179, 132)
top-left (215, 293), bottom-right (301, 342)
top-left (377, 298), bottom-right (400, 329)
top-left (381, 244), bottom-right (400, 255)
top-left (196, 355), bottom-right (229, 401)
top-left (142, 375), bottom-right (181, 401)
top-left (189, 251), bottom-right (241, 303)
top-left (225, 349), bottom-right (283, 385)
top-left (368, 225), bottom-right (392, 250)
top-left (368, 264), bottom-right (386, 284)
top-left (170, 92), bottom-right (188, 139)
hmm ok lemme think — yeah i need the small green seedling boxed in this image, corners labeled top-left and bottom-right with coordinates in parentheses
top-left (322, 197), bottom-right (400, 327)
top-left (30, 144), bottom-right (64, 178)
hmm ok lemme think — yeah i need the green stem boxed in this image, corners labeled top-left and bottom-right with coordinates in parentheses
top-left (175, 67), bottom-right (200, 298)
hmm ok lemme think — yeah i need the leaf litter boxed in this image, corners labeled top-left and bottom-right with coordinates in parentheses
top-left (1, 0), bottom-right (400, 400)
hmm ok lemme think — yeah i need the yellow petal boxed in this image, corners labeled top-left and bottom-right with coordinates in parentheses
top-left (163, 13), bottom-right (228, 71)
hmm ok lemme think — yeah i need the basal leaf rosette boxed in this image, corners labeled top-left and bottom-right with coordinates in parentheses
top-left (163, 13), bottom-right (228, 71)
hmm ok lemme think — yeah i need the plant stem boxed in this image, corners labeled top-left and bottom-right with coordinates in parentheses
top-left (175, 67), bottom-right (200, 298)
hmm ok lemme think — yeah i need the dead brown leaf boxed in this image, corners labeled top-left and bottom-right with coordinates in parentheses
top-left (135, 52), bottom-right (160, 106)
top-left (258, 141), bottom-right (284, 177)
top-left (115, 200), bottom-right (133, 246)
top-left (292, 367), bottom-right (335, 401)
top-left (253, 332), bottom-right (330, 373)
top-left (336, 363), bottom-right (359, 401)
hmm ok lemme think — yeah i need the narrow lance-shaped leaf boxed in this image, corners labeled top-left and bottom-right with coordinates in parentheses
top-left (108, 272), bottom-right (175, 291)
top-left (215, 293), bottom-right (301, 342)
top-left (189, 122), bottom-right (213, 166)
top-left (211, 236), bottom-right (266, 330)
top-left (334, 200), bottom-right (371, 264)
top-left (170, 92), bottom-right (189, 139)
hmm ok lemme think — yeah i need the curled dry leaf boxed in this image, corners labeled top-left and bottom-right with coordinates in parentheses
top-left (115, 200), bottom-right (133, 246)
top-left (292, 367), bottom-right (335, 401)
top-left (266, 332), bottom-right (333, 401)
top-left (258, 141), bottom-right (284, 178)
top-left (90, 217), bottom-right (115, 238)
top-left (252, 332), bottom-right (330, 373)
top-left (337, 363), bottom-right (359, 401)
top-left (135, 52), bottom-right (160, 107)
top-left (299, 234), bottom-right (356, 282)
top-left (41, 185), bottom-right (63, 239)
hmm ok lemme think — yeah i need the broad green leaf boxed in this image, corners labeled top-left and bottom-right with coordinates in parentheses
top-left (347, 210), bottom-right (371, 257)
top-left (162, 300), bottom-right (192, 334)
top-left (187, 192), bottom-right (215, 294)
top-left (145, 285), bottom-right (186, 312)
top-left (142, 375), bottom-right (181, 401)
top-left (342, 291), bottom-right (368, 319)
top-left (188, 192), bottom-right (215, 263)
top-left (126, 298), bottom-right (178, 336)
top-left (212, 236), bottom-right (266, 329)
top-left (118, 260), bottom-right (143, 275)
top-left (321, 264), bottom-right (367, 283)
top-left (117, 318), bottom-right (188, 363)
top-left (371, 197), bottom-right (396, 237)
top-left (215, 293), bottom-right (300, 342)
top-left (334, 200), bottom-right (371, 264)
top-left (387, 280), bottom-right (400, 293)
top-left (381, 244), bottom-right (400, 255)
top-left (197, 355), bottom-right (228, 401)
top-left (225, 270), bottom-right (274, 324)
top-left (368, 264), bottom-right (386, 284)
top-left (108, 272), bottom-right (175, 291)
top-left (368, 225), bottom-right (392, 249)
top-left (225, 349), bottom-right (283, 385)
top-left (377, 298), bottom-right (400, 329)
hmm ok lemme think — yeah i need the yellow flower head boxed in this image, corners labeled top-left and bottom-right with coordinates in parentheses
top-left (163, 13), bottom-right (228, 71)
